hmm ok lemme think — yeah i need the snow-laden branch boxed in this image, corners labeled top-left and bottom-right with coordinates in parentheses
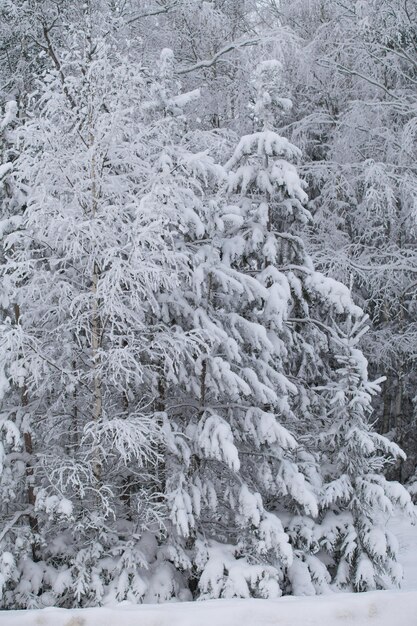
top-left (36, 25), bottom-right (76, 109)
top-left (177, 36), bottom-right (263, 75)
top-left (0, 509), bottom-right (32, 544)
top-left (349, 260), bottom-right (417, 274)
top-left (125, 1), bottom-right (180, 26)
top-left (318, 59), bottom-right (400, 101)
top-left (287, 317), bottom-right (347, 347)
top-left (0, 162), bottom-right (12, 181)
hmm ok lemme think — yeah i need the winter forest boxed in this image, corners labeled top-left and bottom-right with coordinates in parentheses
top-left (0, 0), bottom-right (417, 618)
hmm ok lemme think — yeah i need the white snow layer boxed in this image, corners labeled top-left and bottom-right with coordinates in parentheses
top-left (1, 590), bottom-right (417, 626)
top-left (1, 516), bottom-right (416, 625)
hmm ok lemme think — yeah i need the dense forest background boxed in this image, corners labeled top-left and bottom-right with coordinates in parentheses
top-left (0, 0), bottom-right (416, 609)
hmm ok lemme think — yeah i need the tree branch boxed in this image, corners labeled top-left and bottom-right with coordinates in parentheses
top-left (125, 1), bottom-right (179, 26)
top-left (287, 317), bottom-right (348, 347)
top-left (0, 508), bottom-right (32, 544)
top-left (318, 59), bottom-right (400, 101)
top-left (41, 25), bottom-right (76, 109)
top-left (177, 36), bottom-right (262, 75)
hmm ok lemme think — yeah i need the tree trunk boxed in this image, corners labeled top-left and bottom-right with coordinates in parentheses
top-left (14, 303), bottom-right (39, 560)
top-left (89, 126), bottom-right (103, 486)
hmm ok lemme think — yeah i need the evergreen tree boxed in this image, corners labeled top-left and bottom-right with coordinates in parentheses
top-left (277, 0), bottom-right (417, 480)
top-left (155, 59), bottom-right (414, 598)
top-left (310, 316), bottom-right (414, 591)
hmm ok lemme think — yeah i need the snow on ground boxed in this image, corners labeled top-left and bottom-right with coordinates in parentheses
top-left (1, 591), bottom-right (417, 626)
top-left (1, 514), bottom-right (416, 626)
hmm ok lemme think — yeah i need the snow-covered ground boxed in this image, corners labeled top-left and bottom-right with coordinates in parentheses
top-left (1, 514), bottom-right (416, 626)
top-left (1, 590), bottom-right (417, 626)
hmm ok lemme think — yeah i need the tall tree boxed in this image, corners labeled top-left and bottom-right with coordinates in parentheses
top-left (150, 59), bottom-right (413, 598)
top-left (0, 11), bottom-right (207, 606)
top-left (277, 0), bottom-right (417, 480)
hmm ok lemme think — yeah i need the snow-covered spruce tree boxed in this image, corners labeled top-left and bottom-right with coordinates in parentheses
top-left (135, 57), bottom-right (311, 600)
top-left (312, 315), bottom-right (415, 591)
top-left (0, 20), bottom-right (212, 607)
top-left (155, 59), bottom-right (414, 599)
top-left (277, 0), bottom-right (417, 479)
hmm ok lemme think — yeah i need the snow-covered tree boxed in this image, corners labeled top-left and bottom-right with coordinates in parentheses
top-left (311, 316), bottom-right (414, 591)
top-left (277, 0), bottom-right (417, 479)
top-left (0, 17), bottom-right (209, 606)
top-left (152, 59), bottom-right (414, 599)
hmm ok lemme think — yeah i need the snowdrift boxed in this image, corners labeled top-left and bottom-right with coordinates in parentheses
top-left (2, 590), bottom-right (417, 626)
